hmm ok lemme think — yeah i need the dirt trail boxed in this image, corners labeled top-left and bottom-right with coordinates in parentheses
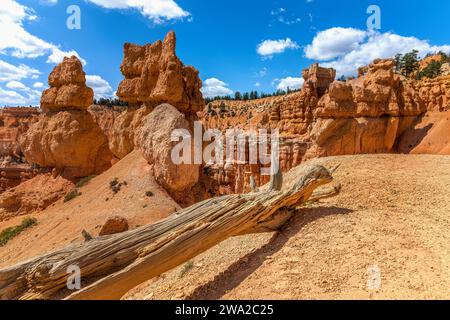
top-left (126, 154), bottom-right (450, 300)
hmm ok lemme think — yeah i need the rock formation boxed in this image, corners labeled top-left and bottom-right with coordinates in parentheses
top-left (198, 58), bottom-right (450, 194)
top-left (19, 56), bottom-right (113, 178)
top-left (135, 104), bottom-right (200, 201)
top-left (0, 107), bottom-right (40, 192)
top-left (441, 63), bottom-right (450, 76)
top-left (99, 216), bottom-right (129, 236)
top-left (89, 33), bottom-right (205, 204)
top-left (0, 173), bottom-right (74, 222)
top-left (95, 31), bottom-right (206, 164)
top-left (0, 107), bottom-right (39, 159)
top-left (40, 56), bottom-right (94, 112)
top-left (302, 63), bottom-right (336, 97)
top-left (117, 31), bottom-right (204, 114)
top-left (415, 75), bottom-right (450, 112)
top-left (306, 58), bottom-right (423, 158)
top-left (105, 106), bottom-right (152, 160)
top-left (0, 160), bottom-right (39, 193)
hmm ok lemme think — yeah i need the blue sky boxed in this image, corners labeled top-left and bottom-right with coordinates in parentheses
top-left (1, 0), bottom-right (449, 105)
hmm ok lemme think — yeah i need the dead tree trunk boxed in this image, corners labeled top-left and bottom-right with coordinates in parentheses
top-left (0, 164), bottom-right (338, 300)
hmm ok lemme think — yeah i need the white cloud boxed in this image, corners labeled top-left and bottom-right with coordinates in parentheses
top-left (270, 7), bottom-right (300, 25)
top-left (0, 0), bottom-right (85, 64)
top-left (201, 78), bottom-right (233, 98)
top-left (255, 67), bottom-right (268, 78)
top-left (86, 75), bottom-right (114, 99)
top-left (0, 60), bottom-right (40, 82)
top-left (6, 80), bottom-right (27, 90)
top-left (306, 27), bottom-right (450, 76)
top-left (257, 38), bottom-right (299, 58)
top-left (305, 27), bottom-right (367, 61)
top-left (273, 77), bottom-right (304, 91)
top-left (0, 84), bottom-right (41, 106)
top-left (33, 81), bottom-right (44, 88)
top-left (277, 17), bottom-right (301, 25)
top-left (0, 86), bottom-right (28, 105)
top-left (0, 60), bottom-right (42, 105)
top-left (271, 8), bottom-right (286, 15)
top-left (39, 0), bottom-right (58, 6)
top-left (43, 0), bottom-right (189, 23)
top-left (254, 82), bottom-right (261, 87)
top-left (47, 48), bottom-right (86, 65)
top-left (85, 0), bottom-right (190, 24)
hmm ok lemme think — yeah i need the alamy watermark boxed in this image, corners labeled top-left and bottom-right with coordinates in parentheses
top-left (367, 265), bottom-right (382, 290)
top-left (67, 5), bottom-right (81, 30)
top-left (67, 264), bottom-right (81, 290)
top-left (64, 5), bottom-right (380, 32)
top-left (171, 122), bottom-right (280, 176)
top-left (367, 5), bottom-right (381, 31)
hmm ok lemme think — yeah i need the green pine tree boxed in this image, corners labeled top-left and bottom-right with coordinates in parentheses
top-left (400, 50), bottom-right (420, 78)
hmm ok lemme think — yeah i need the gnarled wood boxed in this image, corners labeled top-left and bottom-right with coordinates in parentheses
top-left (0, 164), bottom-right (337, 300)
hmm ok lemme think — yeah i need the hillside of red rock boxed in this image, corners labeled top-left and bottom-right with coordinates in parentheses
top-left (2, 32), bottom-right (449, 203)
top-left (398, 110), bottom-right (450, 154)
top-left (0, 31), bottom-right (449, 301)
top-left (199, 60), bottom-right (450, 194)
top-left (0, 173), bottom-right (74, 222)
top-left (0, 150), bottom-right (179, 267)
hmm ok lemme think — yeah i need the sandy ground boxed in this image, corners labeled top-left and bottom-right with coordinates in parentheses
top-left (125, 154), bottom-right (450, 300)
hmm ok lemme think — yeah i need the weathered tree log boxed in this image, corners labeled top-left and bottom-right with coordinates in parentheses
top-left (239, 182), bottom-right (342, 235)
top-left (0, 164), bottom-right (337, 300)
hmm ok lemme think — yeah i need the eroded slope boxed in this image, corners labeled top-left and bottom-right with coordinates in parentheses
top-left (0, 150), bottom-right (179, 267)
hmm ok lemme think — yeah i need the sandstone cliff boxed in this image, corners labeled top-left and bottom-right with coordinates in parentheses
top-left (0, 107), bottom-right (40, 192)
top-left (199, 59), bottom-right (450, 194)
top-left (306, 59), bottom-right (423, 158)
top-left (0, 107), bottom-right (39, 159)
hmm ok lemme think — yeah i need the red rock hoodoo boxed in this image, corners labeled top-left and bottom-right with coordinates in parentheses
top-left (40, 56), bottom-right (94, 112)
top-left (92, 32), bottom-right (204, 204)
top-left (117, 31), bottom-right (204, 115)
top-left (19, 56), bottom-right (113, 178)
